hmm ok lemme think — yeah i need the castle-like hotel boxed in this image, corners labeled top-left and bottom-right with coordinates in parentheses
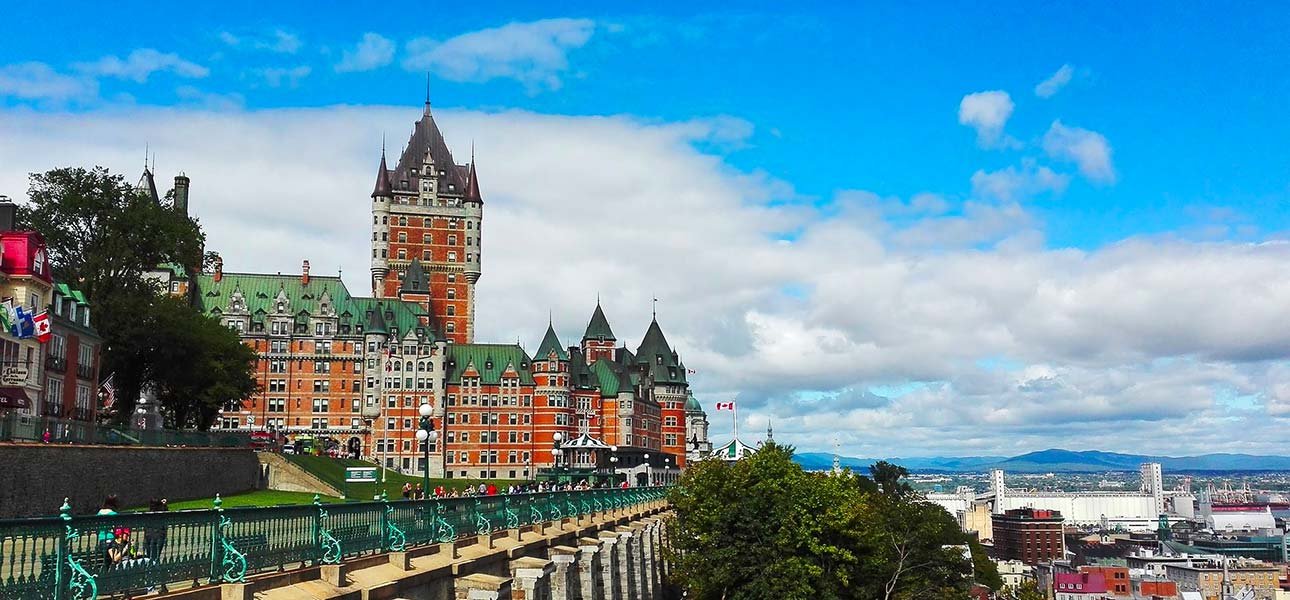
top-left (163, 98), bottom-right (711, 480)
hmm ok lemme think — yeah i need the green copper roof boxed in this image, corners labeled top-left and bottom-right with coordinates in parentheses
top-left (685, 391), bottom-right (702, 412)
top-left (534, 323), bottom-right (568, 361)
top-left (592, 359), bottom-right (632, 397)
top-left (583, 302), bottom-right (615, 340)
top-left (447, 343), bottom-right (535, 385)
top-left (568, 347), bottom-right (597, 389)
top-left (635, 319), bottom-right (687, 384)
top-left (400, 258), bottom-right (429, 296)
top-left (194, 272), bottom-right (437, 340)
top-left (158, 262), bottom-right (188, 279)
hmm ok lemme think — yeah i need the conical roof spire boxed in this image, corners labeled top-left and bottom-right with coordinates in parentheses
top-left (583, 301), bottom-right (615, 341)
top-left (423, 72), bottom-right (431, 116)
top-left (535, 321), bottom-right (568, 361)
top-left (366, 302), bottom-right (389, 335)
top-left (464, 156), bottom-right (482, 203)
top-left (400, 258), bottom-right (429, 295)
top-left (371, 150), bottom-right (393, 198)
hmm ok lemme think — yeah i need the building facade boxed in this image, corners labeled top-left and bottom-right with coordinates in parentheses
top-left (42, 284), bottom-right (101, 421)
top-left (992, 507), bottom-right (1066, 565)
top-left (206, 100), bottom-right (710, 478)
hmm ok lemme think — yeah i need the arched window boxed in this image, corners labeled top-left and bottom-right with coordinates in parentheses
top-left (399, 216), bottom-right (407, 226)
top-left (382, 216), bottom-right (388, 225)
top-left (405, 361), bottom-right (413, 371)
top-left (447, 289), bottom-right (456, 299)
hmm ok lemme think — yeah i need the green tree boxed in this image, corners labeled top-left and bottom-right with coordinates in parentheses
top-left (870, 460), bottom-right (913, 496)
top-left (668, 443), bottom-right (976, 600)
top-left (1001, 580), bottom-right (1045, 600)
top-left (19, 166), bottom-right (255, 428)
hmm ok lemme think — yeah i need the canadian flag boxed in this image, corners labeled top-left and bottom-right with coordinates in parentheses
top-left (32, 311), bottom-right (51, 343)
top-left (715, 401), bottom-right (735, 411)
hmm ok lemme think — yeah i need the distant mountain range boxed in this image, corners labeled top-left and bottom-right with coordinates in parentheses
top-left (793, 448), bottom-right (1290, 473)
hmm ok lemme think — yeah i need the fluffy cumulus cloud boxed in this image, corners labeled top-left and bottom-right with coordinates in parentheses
top-left (1, 104), bottom-right (1287, 457)
top-left (1035, 64), bottom-right (1074, 98)
top-left (219, 29), bottom-right (302, 54)
top-left (0, 62), bottom-right (96, 101)
top-left (256, 66), bottom-right (312, 88)
top-left (1043, 120), bottom-right (1116, 183)
top-left (74, 49), bottom-right (209, 83)
top-left (403, 18), bottom-right (597, 92)
top-left (958, 90), bottom-right (1017, 148)
top-left (970, 159), bottom-right (1070, 202)
top-left (336, 33), bottom-right (396, 73)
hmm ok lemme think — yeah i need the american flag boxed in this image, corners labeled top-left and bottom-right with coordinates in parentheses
top-left (99, 373), bottom-right (116, 412)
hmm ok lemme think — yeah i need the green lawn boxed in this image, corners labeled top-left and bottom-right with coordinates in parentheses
top-left (283, 454), bottom-right (524, 501)
top-left (153, 490), bottom-right (343, 511)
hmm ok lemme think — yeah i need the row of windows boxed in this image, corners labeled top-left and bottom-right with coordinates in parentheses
top-left (375, 248), bottom-right (477, 264)
top-left (375, 215), bottom-right (477, 230)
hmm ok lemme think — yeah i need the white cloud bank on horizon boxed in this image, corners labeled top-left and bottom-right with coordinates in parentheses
top-left (0, 104), bottom-right (1286, 458)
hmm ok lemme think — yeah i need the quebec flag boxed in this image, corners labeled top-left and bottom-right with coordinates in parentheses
top-left (12, 306), bottom-right (35, 339)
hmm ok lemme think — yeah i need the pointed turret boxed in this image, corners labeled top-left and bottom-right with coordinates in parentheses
top-left (366, 302), bottom-right (389, 335)
top-left (371, 152), bottom-right (393, 198)
top-left (137, 167), bottom-right (160, 204)
top-left (464, 159), bottom-right (482, 204)
top-left (535, 322), bottom-right (568, 361)
top-left (400, 258), bottom-right (429, 295)
top-left (637, 318), bottom-right (686, 383)
top-left (583, 302), bottom-right (616, 341)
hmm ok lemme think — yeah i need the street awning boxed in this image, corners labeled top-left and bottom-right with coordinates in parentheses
top-left (0, 386), bottom-right (31, 409)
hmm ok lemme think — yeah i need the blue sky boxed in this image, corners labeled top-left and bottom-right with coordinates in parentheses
top-left (3, 3), bottom-right (1290, 456)
top-left (7, 1), bottom-right (1288, 246)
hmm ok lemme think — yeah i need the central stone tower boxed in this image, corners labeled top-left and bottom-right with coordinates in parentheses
top-left (370, 97), bottom-right (482, 343)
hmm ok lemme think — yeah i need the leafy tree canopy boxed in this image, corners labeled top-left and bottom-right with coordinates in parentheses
top-left (18, 166), bottom-right (256, 429)
top-left (668, 443), bottom-right (998, 600)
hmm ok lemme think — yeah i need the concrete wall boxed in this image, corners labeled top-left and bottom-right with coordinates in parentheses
top-left (258, 452), bottom-right (341, 497)
top-left (0, 444), bottom-right (262, 518)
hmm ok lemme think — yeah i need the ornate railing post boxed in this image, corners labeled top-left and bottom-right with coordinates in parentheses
top-left (529, 495), bottom-right (544, 525)
top-left (433, 500), bottom-right (455, 542)
top-left (472, 499), bottom-right (492, 536)
top-left (381, 491), bottom-right (405, 552)
top-left (315, 495), bottom-right (341, 564)
top-left (503, 497), bottom-right (519, 530)
top-left (211, 495), bottom-right (247, 584)
top-left (57, 498), bottom-right (97, 600)
top-left (549, 492), bottom-right (563, 521)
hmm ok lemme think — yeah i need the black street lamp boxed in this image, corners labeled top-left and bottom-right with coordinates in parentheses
top-left (414, 403), bottom-right (437, 496)
top-left (551, 431), bottom-right (565, 470)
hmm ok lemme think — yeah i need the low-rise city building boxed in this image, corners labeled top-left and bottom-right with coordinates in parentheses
top-left (1164, 558), bottom-right (1278, 600)
top-left (993, 507), bottom-right (1067, 564)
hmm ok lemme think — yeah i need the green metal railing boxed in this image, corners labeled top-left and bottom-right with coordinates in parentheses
top-left (0, 413), bottom-right (251, 448)
top-left (0, 487), bottom-right (668, 599)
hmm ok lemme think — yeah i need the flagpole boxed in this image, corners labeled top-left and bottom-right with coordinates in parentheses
top-left (733, 402), bottom-right (738, 442)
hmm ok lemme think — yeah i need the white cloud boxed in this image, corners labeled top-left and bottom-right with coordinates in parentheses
top-left (403, 18), bottom-right (597, 92)
top-left (336, 33), bottom-right (396, 73)
top-left (2, 104), bottom-right (1288, 457)
top-left (1043, 120), bottom-right (1116, 183)
top-left (256, 66), bottom-right (311, 88)
top-left (0, 62), bottom-right (96, 101)
top-left (958, 90), bottom-right (1017, 148)
top-left (75, 49), bottom-right (209, 83)
top-left (970, 159), bottom-right (1070, 202)
top-left (1035, 64), bottom-right (1074, 98)
top-left (175, 86), bottom-right (245, 111)
top-left (219, 29), bottom-right (302, 54)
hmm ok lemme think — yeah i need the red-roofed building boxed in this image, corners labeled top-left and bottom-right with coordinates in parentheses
top-left (1053, 572), bottom-right (1107, 599)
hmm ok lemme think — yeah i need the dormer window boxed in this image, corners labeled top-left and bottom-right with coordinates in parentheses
top-left (485, 360), bottom-right (493, 370)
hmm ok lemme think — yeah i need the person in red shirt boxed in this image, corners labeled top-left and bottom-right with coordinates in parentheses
top-left (486, 483), bottom-right (497, 496)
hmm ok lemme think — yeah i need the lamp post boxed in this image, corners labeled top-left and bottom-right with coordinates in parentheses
top-left (665, 456), bottom-right (674, 484)
top-left (552, 431), bottom-right (564, 469)
top-left (414, 402), bottom-right (437, 496)
top-left (644, 453), bottom-right (651, 487)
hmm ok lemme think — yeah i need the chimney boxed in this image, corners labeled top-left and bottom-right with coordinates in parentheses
top-left (0, 198), bottom-right (15, 232)
top-left (173, 173), bottom-right (190, 215)
top-left (213, 254), bottom-right (223, 282)
top-left (301, 260), bottom-right (310, 286)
